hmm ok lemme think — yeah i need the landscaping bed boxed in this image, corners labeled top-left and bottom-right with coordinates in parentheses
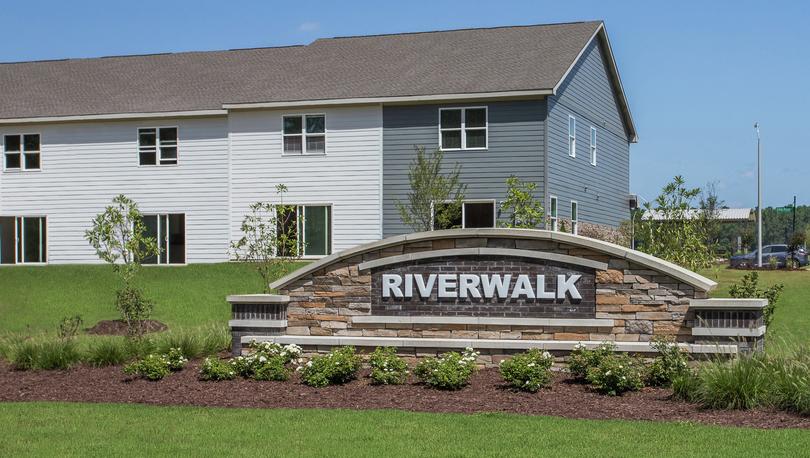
top-left (1, 360), bottom-right (807, 430)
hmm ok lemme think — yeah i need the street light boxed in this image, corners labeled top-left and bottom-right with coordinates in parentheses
top-left (754, 123), bottom-right (762, 268)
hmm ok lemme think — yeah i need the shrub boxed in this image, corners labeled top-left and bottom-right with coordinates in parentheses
top-left (123, 354), bottom-right (171, 381)
top-left (646, 337), bottom-right (689, 387)
top-left (414, 348), bottom-right (479, 390)
top-left (499, 349), bottom-right (554, 392)
top-left (85, 338), bottom-right (132, 367)
top-left (231, 342), bottom-right (302, 381)
top-left (300, 346), bottom-right (361, 388)
top-left (567, 342), bottom-right (615, 379)
top-left (246, 341), bottom-right (303, 365)
top-left (57, 315), bottom-right (83, 340)
top-left (368, 347), bottom-right (409, 385)
top-left (727, 272), bottom-right (784, 327)
top-left (586, 353), bottom-right (645, 396)
top-left (165, 347), bottom-right (189, 371)
top-left (199, 357), bottom-right (237, 381)
top-left (10, 339), bottom-right (82, 371)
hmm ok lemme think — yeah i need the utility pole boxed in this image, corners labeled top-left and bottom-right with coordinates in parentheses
top-left (793, 195), bottom-right (797, 236)
top-left (754, 122), bottom-right (762, 267)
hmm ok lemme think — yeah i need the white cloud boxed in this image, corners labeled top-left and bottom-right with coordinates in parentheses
top-left (298, 22), bottom-right (320, 32)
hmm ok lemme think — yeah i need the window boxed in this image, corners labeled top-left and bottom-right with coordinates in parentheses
top-left (568, 116), bottom-right (576, 157)
top-left (142, 214), bottom-right (185, 264)
top-left (283, 115), bottom-right (326, 154)
top-left (439, 107), bottom-right (487, 150)
top-left (432, 201), bottom-right (495, 230)
top-left (571, 201), bottom-right (579, 235)
top-left (590, 126), bottom-right (597, 166)
top-left (277, 205), bottom-right (332, 256)
top-left (4, 134), bottom-right (40, 171)
top-left (549, 196), bottom-right (558, 231)
top-left (0, 216), bottom-right (46, 264)
top-left (138, 127), bottom-right (178, 165)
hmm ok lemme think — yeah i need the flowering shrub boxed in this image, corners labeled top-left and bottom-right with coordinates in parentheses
top-left (368, 347), bottom-right (409, 385)
top-left (646, 337), bottom-right (689, 387)
top-left (165, 347), bottom-right (189, 371)
top-left (414, 347), bottom-right (479, 390)
top-left (586, 353), bottom-right (645, 396)
top-left (247, 341), bottom-right (303, 364)
top-left (123, 354), bottom-right (170, 381)
top-left (567, 342), bottom-right (616, 379)
top-left (499, 349), bottom-right (554, 392)
top-left (300, 346), bottom-right (361, 387)
top-left (199, 357), bottom-right (237, 381)
top-left (230, 342), bottom-right (303, 381)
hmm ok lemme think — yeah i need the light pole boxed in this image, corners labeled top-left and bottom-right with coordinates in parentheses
top-left (754, 122), bottom-right (762, 267)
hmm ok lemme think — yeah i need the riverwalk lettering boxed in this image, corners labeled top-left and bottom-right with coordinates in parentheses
top-left (381, 273), bottom-right (582, 300)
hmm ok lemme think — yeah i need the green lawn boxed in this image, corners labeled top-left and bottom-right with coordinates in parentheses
top-left (702, 267), bottom-right (810, 345)
top-left (0, 403), bottom-right (807, 457)
top-left (0, 263), bottom-right (305, 334)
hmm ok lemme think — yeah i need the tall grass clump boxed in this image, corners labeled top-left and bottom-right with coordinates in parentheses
top-left (766, 346), bottom-right (810, 416)
top-left (691, 353), bottom-right (770, 410)
top-left (152, 325), bottom-right (230, 359)
top-left (10, 338), bottom-right (82, 370)
top-left (84, 337), bottom-right (133, 367)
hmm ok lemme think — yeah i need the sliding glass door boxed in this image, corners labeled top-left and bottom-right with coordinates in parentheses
top-left (142, 214), bottom-right (185, 264)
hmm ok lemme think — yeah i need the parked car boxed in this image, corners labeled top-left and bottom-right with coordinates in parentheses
top-left (730, 244), bottom-right (808, 269)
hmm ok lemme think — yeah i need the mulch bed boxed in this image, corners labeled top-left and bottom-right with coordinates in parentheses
top-left (1, 360), bottom-right (808, 429)
top-left (86, 320), bottom-right (168, 336)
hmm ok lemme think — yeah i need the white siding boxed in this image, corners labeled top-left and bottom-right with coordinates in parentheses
top-left (0, 116), bottom-right (230, 264)
top-left (229, 106), bottom-right (382, 254)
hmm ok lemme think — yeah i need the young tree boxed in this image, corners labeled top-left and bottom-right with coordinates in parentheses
top-left (498, 176), bottom-right (544, 229)
top-left (787, 231), bottom-right (806, 270)
top-left (396, 146), bottom-right (466, 232)
top-left (637, 176), bottom-right (715, 271)
top-left (85, 194), bottom-right (159, 336)
top-left (231, 184), bottom-right (301, 292)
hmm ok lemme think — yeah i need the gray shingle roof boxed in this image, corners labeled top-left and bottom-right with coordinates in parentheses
top-left (0, 21), bottom-right (603, 120)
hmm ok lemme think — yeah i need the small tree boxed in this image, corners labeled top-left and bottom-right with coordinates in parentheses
top-left (231, 184), bottom-right (301, 292)
top-left (728, 271), bottom-right (784, 326)
top-left (498, 176), bottom-right (544, 229)
top-left (85, 194), bottom-right (159, 336)
top-left (787, 231), bottom-right (806, 270)
top-left (637, 176), bottom-right (715, 271)
top-left (396, 146), bottom-right (466, 232)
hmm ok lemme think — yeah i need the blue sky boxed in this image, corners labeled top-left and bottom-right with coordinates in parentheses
top-left (2, 0), bottom-right (807, 208)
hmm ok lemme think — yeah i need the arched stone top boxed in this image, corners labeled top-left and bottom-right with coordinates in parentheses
top-left (269, 229), bottom-right (718, 292)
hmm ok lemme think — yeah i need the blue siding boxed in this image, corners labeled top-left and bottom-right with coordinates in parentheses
top-left (382, 100), bottom-right (546, 237)
top-left (546, 38), bottom-right (631, 227)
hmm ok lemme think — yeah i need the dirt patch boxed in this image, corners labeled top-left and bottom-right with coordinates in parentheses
top-left (86, 320), bottom-right (168, 336)
top-left (0, 361), bottom-right (807, 429)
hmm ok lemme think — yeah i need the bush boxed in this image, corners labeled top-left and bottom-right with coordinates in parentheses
top-left (727, 272), bottom-right (784, 327)
top-left (85, 338), bottom-right (132, 367)
top-left (646, 337), bottom-right (689, 387)
top-left (414, 348), bottom-right (479, 390)
top-left (123, 354), bottom-right (171, 381)
top-left (165, 347), bottom-right (189, 371)
top-left (199, 357), bottom-right (237, 381)
top-left (57, 315), bottom-right (83, 340)
top-left (10, 339), bottom-right (82, 371)
top-left (246, 341), bottom-right (303, 365)
top-left (499, 349), bottom-right (554, 392)
top-left (231, 342), bottom-right (302, 381)
top-left (586, 353), bottom-right (645, 396)
top-left (567, 342), bottom-right (615, 379)
top-left (300, 346), bottom-right (361, 388)
top-left (368, 347), bottom-right (409, 385)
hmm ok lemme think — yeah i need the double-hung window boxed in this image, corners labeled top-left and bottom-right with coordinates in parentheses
top-left (276, 205), bottom-right (332, 256)
top-left (0, 216), bottom-right (46, 264)
top-left (4, 134), bottom-right (40, 171)
top-left (568, 115), bottom-right (576, 157)
top-left (138, 127), bottom-right (178, 165)
top-left (571, 201), bottom-right (579, 235)
top-left (439, 107), bottom-right (487, 150)
top-left (590, 127), bottom-right (597, 166)
top-left (432, 201), bottom-right (495, 230)
top-left (142, 214), bottom-right (185, 264)
top-left (549, 196), bottom-right (558, 231)
top-left (283, 115), bottom-right (326, 154)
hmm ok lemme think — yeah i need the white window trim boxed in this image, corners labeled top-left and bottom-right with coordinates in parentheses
top-left (137, 127), bottom-right (179, 167)
top-left (430, 199), bottom-right (496, 230)
top-left (570, 201), bottom-right (579, 235)
top-left (14, 215), bottom-right (47, 264)
top-left (590, 126), bottom-right (597, 166)
top-left (568, 115), bottom-right (576, 158)
top-left (438, 107), bottom-right (488, 151)
top-left (549, 196), bottom-right (558, 232)
top-left (3, 133), bottom-right (42, 172)
top-left (141, 213), bottom-right (187, 266)
top-left (282, 114), bottom-right (327, 156)
top-left (279, 203), bottom-right (333, 258)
